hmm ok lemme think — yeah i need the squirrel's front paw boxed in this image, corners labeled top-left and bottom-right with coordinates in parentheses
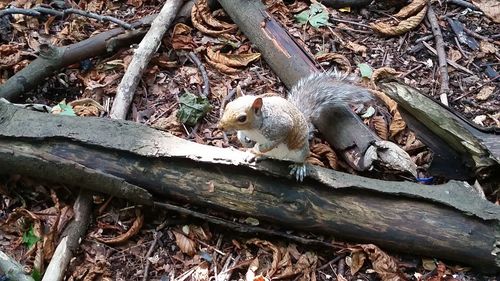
top-left (289, 163), bottom-right (307, 182)
top-left (237, 131), bottom-right (256, 148)
top-left (245, 146), bottom-right (268, 163)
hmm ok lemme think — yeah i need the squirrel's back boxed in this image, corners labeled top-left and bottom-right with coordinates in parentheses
top-left (287, 71), bottom-right (372, 122)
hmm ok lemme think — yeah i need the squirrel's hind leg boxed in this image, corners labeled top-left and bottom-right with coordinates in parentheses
top-left (289, 163), bottom-right (307, 182)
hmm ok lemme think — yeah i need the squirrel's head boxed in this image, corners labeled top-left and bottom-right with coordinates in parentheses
top-left (218, 95), bottom-right (263, 132)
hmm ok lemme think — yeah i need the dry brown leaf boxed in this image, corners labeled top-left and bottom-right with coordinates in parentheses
top-left (310, 143), bottom-right (339, 169)
top-left (371, 67), bottom-right (399, 89)
top-left (173, 230), bottom-right (197, 256)
top-left (247, 239), bottom-right (283, 278)
top-left (189, 225), bottom-right (212, 241)
top-left (69, 98), bottom-right (105, 117)
top-left (296, 252), bottom-right (318, 281)
top-left (197, 0), bottom-right (237, 29)
top-left (479, 41), bottom-right (498, 54)
top-left (448, 48), bottom-right (462, 62)
top-left (471, 0), bottom-right (500, 23)
top-left (403, 131), bottom-right (417, 148)
top-left (172, 23), bottom-right (197, 50)
top-left (315, 53), bottom-right (352, 73)
top-left (127, 0), bottom-right (143, 8)
top-left (371, 5), bottom-right (428, 36)
top-left (358, 244), bottom-right (405, 281)
top-left (173, 22), bottom-right (192, 35)
top-left (389, 111), bottom-right (406, 138)
top-left (394, 0), bottom-right (428, 18)
top-left (370, 89), bottom-right (407, 137)
top-left (370, 90), bottom-right (398, 114)
top-left (346, 41), bottom-right (367, 56)
top-left (205, 56), bottom-right (241, 74)
top-left (206, 47), bottom-right (261, 67)
top-left (191, 4), bottom-right (236, 35)
top-left (307, 156), bottom-right (326, 167)
top-left (350, 251), bottom-right (367, 275)
top-left (0, 52), bottom-right (21, 69)
top-left (476, 85), bottom-right (495, 101)
top-left (97, 209), bottom-right (144, 245)
top-left (371, 116), bottom-right (389, 140)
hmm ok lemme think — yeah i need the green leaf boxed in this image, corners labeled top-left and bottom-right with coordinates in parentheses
top-left (177, 91), bottom-right (212, 126)
top-left (309, 11), bottom-right (330, 28)
top-left (310, 3), bottom-right (324, 14)
top-left (294, 10), bottom-right (310, 25)
top-left (52, 101), bottom-right (76, 116)
top-left (295, 3), bottom-right (331, 28)
top-left (357, 63), bottom-right (373, 78)
top-left (22, 225), bottom-right (40, 249)
top-left (58, 102), bottom-right (76, 116)
top-left (32, 268), bottom-right (42, 281)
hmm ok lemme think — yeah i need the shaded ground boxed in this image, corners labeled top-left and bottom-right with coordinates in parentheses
top-left (0, 0), bottom-right (498, 280)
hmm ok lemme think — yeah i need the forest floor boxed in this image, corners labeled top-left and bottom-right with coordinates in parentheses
top-left (0, 0), bottom-right (499, 280)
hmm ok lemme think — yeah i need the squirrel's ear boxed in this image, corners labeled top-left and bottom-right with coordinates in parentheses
top-left (252, 97), bottom-right (263, 113)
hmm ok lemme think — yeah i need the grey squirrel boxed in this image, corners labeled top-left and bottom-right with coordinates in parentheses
top-left (218, 71), bottom-right (373, 181)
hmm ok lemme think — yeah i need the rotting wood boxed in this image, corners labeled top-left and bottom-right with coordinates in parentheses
top-left (379, 81), bottom-right (500, 190)
top-left (0, 103), bottom-right (499, 273)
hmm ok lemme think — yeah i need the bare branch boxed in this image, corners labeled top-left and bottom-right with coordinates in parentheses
top-left (0, 5), bottom-right (133, 30)
top-left (187, 51), bottom-right (210, 98)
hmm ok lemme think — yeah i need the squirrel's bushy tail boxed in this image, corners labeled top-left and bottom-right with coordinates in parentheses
top-left (287, 70), bottom-right (372, 122)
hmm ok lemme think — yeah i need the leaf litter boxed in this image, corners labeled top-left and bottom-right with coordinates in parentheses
top-left (0, 0), bottom-right (498, 279)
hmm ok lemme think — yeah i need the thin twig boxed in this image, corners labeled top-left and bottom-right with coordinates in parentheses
top-left (316, 254), bottom-right (347, 271)
top-left (330, 17), bottom-right (371, 29)
top-left (153, 201), bottom-right (344, 250)
top-left (0, 7), bottom-right (41, 17)
top-left (142, 231), bottom-right (161, 281)
top-left (187, 51), bottom-right (210, 98)
top-left (415, 34), bottom-right (434, 43)
top-left (0, 6), bottom-right (133, 29)
top-left (427, 5), bottom-right (450, 105)
top-left (197, 239), bottom-right (226, 256)
top-left (453, 36), bottom-right (469, 59)
top-left (401, 64), bottom-right (425, 78)
top-left (63, 8), bottom-right (133, 29)
top-left (446, 0), bottom-right (479, 10)
top-left (462, 25), bottom-right (500, 46)
top-left (422, 41), bottom-right (473, 74)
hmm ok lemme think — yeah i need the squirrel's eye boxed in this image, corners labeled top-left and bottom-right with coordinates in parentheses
top-left (237, 115), bottom-right (247, 123)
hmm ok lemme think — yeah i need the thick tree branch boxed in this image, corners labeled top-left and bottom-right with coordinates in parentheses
top-left (110, 0), bottom-right (184, 120)
top-left (0, 103), bottom-right (499, 272)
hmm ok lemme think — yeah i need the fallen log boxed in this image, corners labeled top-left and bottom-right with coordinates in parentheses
top-left (0, 102), bottom-right (499, 273)
top-left (379, 81), bottom-right (500, 190)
